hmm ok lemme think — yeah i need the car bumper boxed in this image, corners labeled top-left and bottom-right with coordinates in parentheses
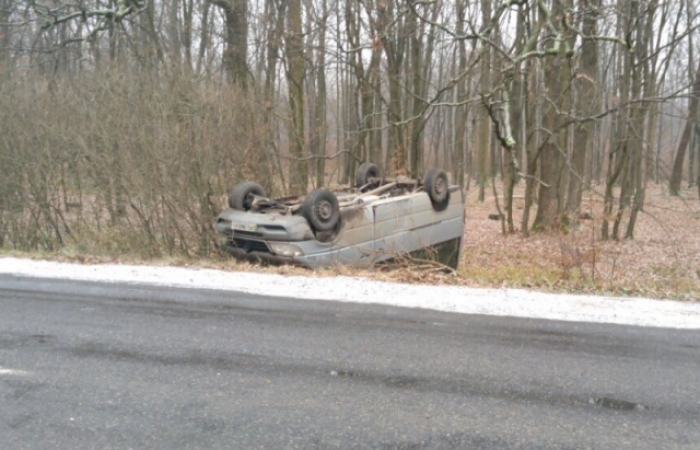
top-left (220, 244), bottom-right (298, 266)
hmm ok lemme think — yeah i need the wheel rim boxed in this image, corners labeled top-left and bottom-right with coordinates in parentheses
top-left (434, 176), bottom-right (446, 195)
top-left (316, 200), bottom-right (332, 221)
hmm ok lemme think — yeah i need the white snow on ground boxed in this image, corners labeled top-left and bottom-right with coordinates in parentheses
top-left (1, 257), bottom-right (699, 329)
top-left (0, 367), bottom-right (29, 376)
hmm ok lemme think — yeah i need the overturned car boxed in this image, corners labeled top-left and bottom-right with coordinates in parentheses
top-left (215, 163), bottom-right (465, 269)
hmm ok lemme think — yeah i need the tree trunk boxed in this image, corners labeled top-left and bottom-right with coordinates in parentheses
top-left (376, 0), bottom-right (408, 175)
top-left (601, 144), bottom-right (626, 240)
top-left (168, 0), bottom-right (181, 67)
top-left (533, 0), bottom-right (573, 231)
top-left (533, 140), bottom-right (563, 231)
top-left (566, 0), bottom-right (599, 219)
top-left (210, 0), bottom-right (248, 87)
top-left (689, 126), bottom-right (696, 188)
top-left (521, 57), bottom-right (540, 237)
top-left (453, 0), bottom-right (469, 188)
top-left (182, 0), bottom-right (194, 70)
top-left (261, 0), bottom-right (287, 192)
top-left (286, 0), bottom-right (307, 193)
top-left (349, 0), bottom-right (381, 172)
top-left (697, 124), bottom-right (700, 201)
top-left (195, 1), bottom-right (210, 74)
top-left (477, 0), bottom-right (491, 202)
top-left (370, 69), bottom-right (383, 169)
top-left (669, 63), bottom-right (700, 195)
top-left (137, 0), bottom-right (164, 70)
top-left (625, 0), bottom-right (658, 239)
top-left (0, 0), bottom-right (10, 67)
top-left (312, 0), bottom-right (328, 188)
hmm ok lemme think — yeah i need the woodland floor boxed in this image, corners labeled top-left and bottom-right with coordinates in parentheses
top-left (453, 181), bottom-right (700, 300)
top-left (4, 182), bottom-right (699, 301)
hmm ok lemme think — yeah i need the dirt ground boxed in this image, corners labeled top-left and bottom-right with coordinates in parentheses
top-left (453, 182), bottom-right (700, 300)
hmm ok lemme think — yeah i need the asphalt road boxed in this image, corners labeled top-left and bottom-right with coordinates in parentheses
top-left (1, 275), bottom-right (699, 450)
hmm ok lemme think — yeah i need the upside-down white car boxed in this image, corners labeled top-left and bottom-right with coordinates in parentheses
top-left (215, 163), bottom-right (465, 269)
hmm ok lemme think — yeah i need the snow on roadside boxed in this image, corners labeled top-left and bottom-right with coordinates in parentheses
top-left (0, 257), bottom-right (699, 329)
top-left (0, 367), bottom-right (30, 376)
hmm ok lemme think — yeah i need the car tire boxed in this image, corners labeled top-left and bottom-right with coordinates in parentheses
top-left (424, 169), bottom-right (450, 211)
top-left (355, 162), bottom-right (381, 188)
top-left (229, 182), bottom-right (266, 211)
top-left (302, 189), bottom-right (340, 232)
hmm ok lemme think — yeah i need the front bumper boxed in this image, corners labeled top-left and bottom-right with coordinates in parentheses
top-left (218, 238), bottom-right (357, 269)
top-left (219, 244), bottom-right (298, 266)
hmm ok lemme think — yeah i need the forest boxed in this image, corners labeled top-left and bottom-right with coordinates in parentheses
top-left (0, 0), bottom-right (699, 278)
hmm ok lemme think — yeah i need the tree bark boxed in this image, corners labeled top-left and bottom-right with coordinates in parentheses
top-left (286, 0), bottom-right (307, 193)
top-left (310, 0), bottom-right (328, 188)
top-left (453, 0), bottom-right (469, 188)
top-left (195, 1), bottom-right (210, 74)
top-left (566, 0), bottom-right (599, 218)
top-left (209, 0), bottom-right (248, 87)
top-left (477, 0), bottom-right (491, 203)
top-left (533, 0), bottom-right (573, 231)
top-left (625, 0), bottom-right (658, 239)
top-left (520, 58), bottom-right (539, 237)
top-left (375, 0), bottom-right (408, 175)
top-left (669, 63), bottom-right (700, 195)
top-left (167, 0), bottom-right (181, 67)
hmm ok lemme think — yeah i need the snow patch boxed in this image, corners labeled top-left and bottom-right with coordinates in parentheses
top-left (0, 257), bottom-right (699, 329)
top-left (0, 367), bottom-right (29, 376)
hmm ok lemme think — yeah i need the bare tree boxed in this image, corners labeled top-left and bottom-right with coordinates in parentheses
top-left (308, 0), bottom-right (328, 187)
top-left (669, 63), bottom-right (700, 196)
top-left (565, 0), bottom-right (600, 220)
top-left (286, 0), bottom-right (307, 193)
top-left (208, 0), bottom-right (249, 85)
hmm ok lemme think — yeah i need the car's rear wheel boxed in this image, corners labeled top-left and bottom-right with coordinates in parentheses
top-left (302, 189), bottom-right (340, 231)
top-left (424, 169), bottom-right (450, 211)
top-left (355, 162), bottom-right (381, 188)
top-left (229, 182), bottom-right (266, 211)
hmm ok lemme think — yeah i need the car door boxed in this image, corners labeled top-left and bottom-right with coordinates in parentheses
top-left (329, 204), bottom-right (376, 266)
top-left (372, 194), bottom-right (422, 262)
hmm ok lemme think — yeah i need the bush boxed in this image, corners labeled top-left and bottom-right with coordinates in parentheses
top-left (0, 69), bottom-right (273, 257)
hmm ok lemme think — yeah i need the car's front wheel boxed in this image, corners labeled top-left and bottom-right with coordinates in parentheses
top-left (302, 189), bottom-right (340, 232)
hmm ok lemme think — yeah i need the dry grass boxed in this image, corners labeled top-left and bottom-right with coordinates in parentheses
top-left (454, 182), bottom-right (700, 300)
top-left (3, 182), bottom-right (699, 301)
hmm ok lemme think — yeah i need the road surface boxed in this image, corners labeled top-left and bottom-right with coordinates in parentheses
top-left (1, 275), bottom-right (699, 449)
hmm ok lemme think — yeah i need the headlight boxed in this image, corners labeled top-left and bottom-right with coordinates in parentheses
top-left (269, 242), bottom-right (304, 257)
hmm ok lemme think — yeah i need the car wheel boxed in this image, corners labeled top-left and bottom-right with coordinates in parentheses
top-left (229, 182), bottom-right (266, 211)
top-left (424, 169), bottom-right (450, 211)
top-left (302, 189), bottom-right (340, 231)
top-left (355, 162), bottom-right (381, 188)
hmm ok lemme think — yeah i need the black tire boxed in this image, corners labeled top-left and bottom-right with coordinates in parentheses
top-left (355, 162), bottom-right (381, 188)
top-left (229, 182), bottom-right (266, 211)
top-left (424, 169), bottom-right (450, 210)
top-left (302, 189), bottom-right (340, 232)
